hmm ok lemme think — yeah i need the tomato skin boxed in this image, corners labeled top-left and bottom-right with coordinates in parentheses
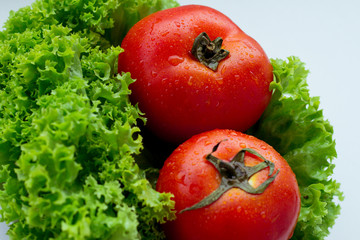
top-left (156, 129), bottom-right (300, 240)
top-left (118, 5), bottom-right (273, 143)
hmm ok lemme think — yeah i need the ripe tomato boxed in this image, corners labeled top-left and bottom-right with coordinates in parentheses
top-left (156, 129), bottom-right (300, 240)
top-left (118, 5), bottom-right (273, 143)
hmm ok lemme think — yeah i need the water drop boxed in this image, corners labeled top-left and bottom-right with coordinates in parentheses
top-left (176, 171), bottom-right (186, 185)
top-left (187, 76), bottom-right (193, 86)
top-left (216, 77), bottom-right (223, 84)
top-left (240, 143), bottom-right (246, 148)
top-left (221, 66), bottom-right (226, 74)
top-left (196, 135), bottom-right (209, 144)
top-left (225, 147), bottom-right (233, 153)
top-left (151, 71), bottom-right (158, 77)
top-left (237, 206), bottom-right (242, 213)
top-left (168, 55), bottom-right (184, 66)
top-left (161, 31), bottom-right (170, 37)
top-left (174, 21), bottom-right (181, 27)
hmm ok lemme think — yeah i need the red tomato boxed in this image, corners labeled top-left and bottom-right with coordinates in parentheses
top-left (156, 129), bottom-right (300, 240)
top-left (118, 5), bottom-right (273, 143)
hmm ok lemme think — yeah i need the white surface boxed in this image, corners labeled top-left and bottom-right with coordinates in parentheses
top-left (1, 0), bottom-right (359, 239)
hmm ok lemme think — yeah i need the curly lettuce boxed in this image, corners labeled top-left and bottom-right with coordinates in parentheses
top-left (248, 57), bottom-right (343, 240)
top-left (3, 0), bottom-right (179, 47)
top-left (0, 0), bottom-right (178, 239)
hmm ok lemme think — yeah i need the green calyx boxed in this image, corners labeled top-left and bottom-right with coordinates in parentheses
top-left (191, 32), bottom-right (229, 71)
top-left (180, 140), bottom-right (279, 213)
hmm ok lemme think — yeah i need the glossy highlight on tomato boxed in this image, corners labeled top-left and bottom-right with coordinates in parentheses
top-left (156, 129), bottom-right (300, 240)
top-left (118, 5), bottom-right (273, 143)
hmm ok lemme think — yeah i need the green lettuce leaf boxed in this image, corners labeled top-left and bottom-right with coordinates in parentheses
top-left (0, 0), bottom-right (177, 239)
top-left (248, 56), bottom-right (343, 240)
top-left (3, 0), bottom-right (179, 48)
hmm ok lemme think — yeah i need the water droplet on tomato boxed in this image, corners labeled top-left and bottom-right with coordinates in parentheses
top-left (221, 65), bottom-right (226, 74)
top-left (237, 206), bottom-right (242, 213)
top-left (225, 147), bottom-right (233, 153)
top-left (230, 131), bottom-right (237, 136)
top-left (174, 21), bottom-right (181, 27)
top-left (187, 76), bottom-right (193, 86)
top-left (260, 145), bottom-right (267, 150)
top-left (216, 77), bottom-right (223, 84)
top-left (196, 135), bottom-right (209, 144)
top-left (151, 71), bottom-right (158, 77)
top-left (176, 171), bottom-right (186, 185)
top-left (168, 55), bottom-right (184, 66)
top-left (240, 143), bottom-right (246, 148)
top-left (161, 31), bottom-right (170, 37)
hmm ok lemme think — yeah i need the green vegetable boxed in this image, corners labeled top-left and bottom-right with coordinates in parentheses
top-left (248, 57), bottom-right (343, 240)
top-left (0, 0), bottom-right (178, 239)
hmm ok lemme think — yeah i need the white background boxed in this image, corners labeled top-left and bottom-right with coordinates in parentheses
top-left (1, 0), bottom-right (359, 239)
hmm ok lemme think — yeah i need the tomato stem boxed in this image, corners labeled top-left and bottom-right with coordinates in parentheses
top-left (180, 140), bottom-right (279, 213)
top-left (191, 32), bottom-right (229, 71)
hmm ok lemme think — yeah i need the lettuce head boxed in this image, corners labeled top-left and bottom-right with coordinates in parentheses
top-left (0, 0), bottom-right (178, 239)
